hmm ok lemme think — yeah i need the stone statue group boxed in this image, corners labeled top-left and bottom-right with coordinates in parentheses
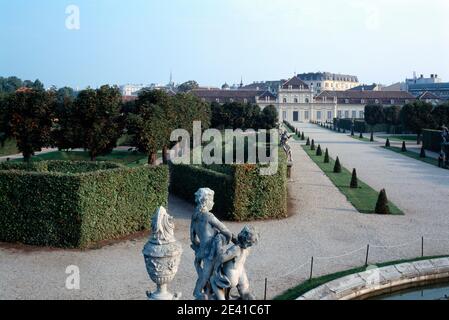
top-left (143, 188), bottom-right (259, 301)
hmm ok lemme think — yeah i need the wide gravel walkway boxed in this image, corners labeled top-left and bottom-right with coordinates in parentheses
top-left (1, 127), bottom-right (449, 300)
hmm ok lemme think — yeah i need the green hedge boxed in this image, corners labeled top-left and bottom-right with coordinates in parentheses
top-left (334, 119), bottom-right (398, 133)
top-left (170, 150), bottom-right (288, 221)
top-left (423, 129), bottom-right (443, 152)
top-left (0, 161), bottom-right (169, 248)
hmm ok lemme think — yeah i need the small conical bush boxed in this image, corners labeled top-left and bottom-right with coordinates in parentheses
top-left (401, 141), bottom-right (407, 152)
top-left (306, 137), bottom-right (310, 146)
top-left (316, 145), bottom-right (323, 156)
top-left (324, 148), bottom-right (330, 163)
top-left (351, 128), bottom-right (355, 136)
top-left (375, 189), bottom-right (390, 215)
top-left (420, 146), bottom-right (426, 158)
top-left (370, 132), bottom-right (374, 142)
top-left (334, 157), bottom-right (342, 173)
top-left (385, 138), bottom-right (391, 148)
top-left (301, 132), bottom-right (305, 140)
top-left (359, 132), bottom-right (363, 139)
top-left (350, 168), bottom-right (358, 189)
top-left (311, 139), bottom-right (316, 150)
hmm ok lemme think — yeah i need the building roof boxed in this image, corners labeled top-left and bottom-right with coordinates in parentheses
top-left (315, 90), bottom-right (415, 105)
top-left (241, 80), bottom-right (284, 91)
top-left (417, 91), bottom-right (440, 100)
top-left (298, 72), bottom-right (359, 83)
top-left (258, 90), bottom-right (277, 101)
top-left (191, 89), bottom-right (263, 103)
top-left (281, 76), bottom-right (309, 90)
top-left (349, 84), bottom-right (379, 91)
top-left (408, 82), bottom-right (449, 91)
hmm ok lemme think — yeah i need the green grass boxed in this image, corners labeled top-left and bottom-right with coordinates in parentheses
top-left (12, 150), bottom-right (151, 167)
top-left (378, 135), bottom-right (417, 142)
top-left (283, 124), bottom-right (301, 140)
top-left (274, 255), bottom-right (449, 300)
top-left (349, 135), bottom-right (372, 142)
top-left (0, 138), bottom-right (19, 157)
top-left (383, 146), bottom-right (447, 170)
top-left (302, 145), bottom-right (403, 215)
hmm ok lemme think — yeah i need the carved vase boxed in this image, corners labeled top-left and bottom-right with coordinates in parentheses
top-left (143, 207), bottom-right (182, 300)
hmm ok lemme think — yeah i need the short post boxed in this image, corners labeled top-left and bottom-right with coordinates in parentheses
top-left (365, 244), bottom-right (370, 266)
top-left (421, 237), bottom-right (424, 258)
top-left (264, 278), bottom-right (268, 301)
top-left (309, 257), bottom-right (314, 281)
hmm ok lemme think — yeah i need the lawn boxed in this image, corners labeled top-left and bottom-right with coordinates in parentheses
top-left (0, 138), bottom-right (19, 157)
top-left (12, 150), bottom-right (150, 167)
top-left (274, 255), bottom-right (449, 300)
top-left (302, 145), bottom-right (403, 215)
top-left (383, 146), bottom-right (447, 170)
top-left (349, 135), bottom-right (372, 142)
top-left (378, 135), bottom-right (417, 142)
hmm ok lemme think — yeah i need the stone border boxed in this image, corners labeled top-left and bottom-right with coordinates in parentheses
top-left (297, 258), bottom-right (449, 300)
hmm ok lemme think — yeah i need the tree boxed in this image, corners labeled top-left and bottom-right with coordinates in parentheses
top-left (370, 132), bottom-right (374, 142)
top-left (401, 141), bottom-right (407, 152)
top-left (316, 144), bottom-right (322, 156)
top-left (57, 85), bottom-right (124, 161)
top-left (420, 146), bottom-right (426, 158)
top-left (384, 105), bottom-right (401, 126)
top-left (375, 189), bottom-right (390, 215)
top-left (310, 139), bottom-right (315, 151)
top-left (431, 103), bottom-right (449, 128)
top-left (334, 157), bottom-right (342, 173)
top-left (2, 89), bottom-right (55, 161)
top-left (359, 132), bottom-right (364, 139)
top-left (258, 105), bottom-right (278, 129)
top-left (177, 80), bottom-right (199, 93)
top-left (350, 169), bottom-right (358, 189)
top-left (306, 137), bottom-right (310, 146)
top-left (365, 104), bottom-right (385, 133)
top-left (301, 132), bottom-right (305, 140)
top-left (400, 101), bottom-right (436, 144)
top-left (385, 138), bottom-right (391, 148)
top-left (324, 148), bottom-right (330, 163)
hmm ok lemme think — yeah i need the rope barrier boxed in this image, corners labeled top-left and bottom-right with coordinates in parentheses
top-left (370, 239), bottom-right (421, 249)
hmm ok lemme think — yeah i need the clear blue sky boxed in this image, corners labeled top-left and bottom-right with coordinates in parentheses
top-left (1, 0), bottom-right (448, 89)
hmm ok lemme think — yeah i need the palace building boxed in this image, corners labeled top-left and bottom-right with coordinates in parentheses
top-left (192, 75), bottom-right (417, 124)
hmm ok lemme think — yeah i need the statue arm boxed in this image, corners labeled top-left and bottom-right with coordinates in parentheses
top-left (209, 216), bottom-right (233, 240)
top-left (218, 246), bottom-right (240, 264)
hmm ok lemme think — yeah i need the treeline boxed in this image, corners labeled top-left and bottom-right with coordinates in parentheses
top-left (364, 101), bottom-right (449, 142)
top-left (0, 87), bottom-right (278, 163)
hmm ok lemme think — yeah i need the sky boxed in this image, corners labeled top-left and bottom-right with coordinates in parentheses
top-left (1, 0), bottom-right (449, 89)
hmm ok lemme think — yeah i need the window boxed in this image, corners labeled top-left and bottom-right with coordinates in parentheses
top-left (345, 110), bottom-right (349, 118)
top-left (359, 111), bottom-right (364, 118)
top-left (283, 97), bottom-right (287, 103)
top-left (345, 99), bottom-right (349, 104)
top-left (337, 110), bottom-right (342, 118)
top-left (328, 111), bottom-right (333, 120)
top-left (282, 111), bottom-right (287, 120)
top-left (317, 111), bottom-right (322, 120)
top-left (304, 111), bottom-right (309, 120)
top-left (294, 97), bottom-right (298, 103)
top-left (305, 98), bottom-right (309, 103)
top-left (293, 111), bottom-right (299, 122)
top-left (352, 110), bottom-right (357, 119)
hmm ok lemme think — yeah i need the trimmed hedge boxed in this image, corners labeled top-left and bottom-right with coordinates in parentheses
top-left (334, 118), bottom-right (396, 134)
top-left (0, 161), bottom-right (169, 248)
top-left (170, 150), bottom-right (288, 221)
top-left (422, 129), bottom-right (443, 152)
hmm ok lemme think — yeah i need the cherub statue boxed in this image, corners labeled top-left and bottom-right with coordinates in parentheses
top-left (210, 226), bottom-right (259, 300)
top-left (191, 188), bottom-right (234, 300)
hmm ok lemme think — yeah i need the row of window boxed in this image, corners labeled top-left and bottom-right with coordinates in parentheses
top-left (283, 110), bottom-right (365, 121)
top-left (282, 97), bottom-right (310, 104)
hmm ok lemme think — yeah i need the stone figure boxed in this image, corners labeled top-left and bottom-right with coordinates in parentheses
top-left (143, 206), bottom-right (182, 300)
top-left (210, 226), bottom-right (259, 300)
top-left (191, 188), bottom-right (234, 300)
top-left (281, 130), bottom-right (293, 161)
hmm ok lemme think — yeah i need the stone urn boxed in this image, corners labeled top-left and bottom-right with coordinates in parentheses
top-left (143, 206), bottom-right (183, 300)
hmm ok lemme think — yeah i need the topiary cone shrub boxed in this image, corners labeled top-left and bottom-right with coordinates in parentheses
top-left (370, 132), bottom-right (374, 142)
top-left (401, 141), bottom-right (407, 152)
top-left (375, 189), bottom-right (390, 215)
top-left (359, 132), bottom-right (363, 139)
top-left (333, 157), bottom-right (342, 173)
top-left (385, 138), bottom-right (391, 148)
top-left (350, 168), bottom-right (358, 189)
top-left (420, 146), bottom-right (426, 158)
top-left (351, 128), bottom-right (355, 136)
top-left (316, 145), bottom-right (322, 156)
top-left (311, 139), bottom-right (316, 151)
top-left (324, 148), bottom-right (330, 163)
top-left (301, 132), bottom-right (305, 141)
top-left (306, 137), bottom-right (310, 146)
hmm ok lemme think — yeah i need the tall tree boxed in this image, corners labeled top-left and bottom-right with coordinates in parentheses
top-left (400, 101), bottom-right (436, 144)
top-left (431, 103), bottom-right (449, 128)
top-left (364, 104), bottom-right (385, 134)
top-left (258, 105), bottom-right (278, 129)
top-left (57, 85), bottom-right (124, 160)
top-left (177, 80), bottom-right (199, 93)
top-left (1, 89), bottom-right (55, 161)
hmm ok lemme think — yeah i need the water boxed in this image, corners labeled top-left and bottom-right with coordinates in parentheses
top-left (372, 283), bottom-right (449, 300)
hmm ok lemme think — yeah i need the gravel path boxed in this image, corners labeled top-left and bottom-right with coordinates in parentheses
top-left (1, 126), bottom-right (449, 300)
